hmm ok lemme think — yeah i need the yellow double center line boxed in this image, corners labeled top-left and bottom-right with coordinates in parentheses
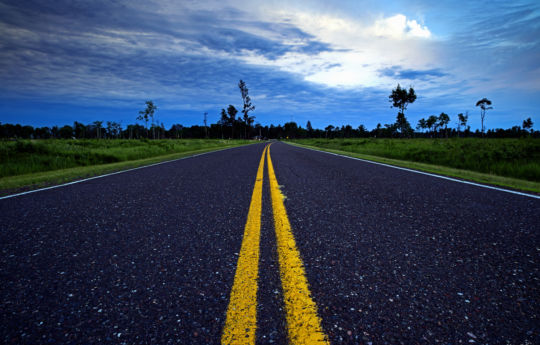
top-left (222, 144), bottom-right (329, 345)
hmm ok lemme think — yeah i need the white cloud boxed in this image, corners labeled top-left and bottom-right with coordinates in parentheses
top-left (232, 10), bottom-right (438, 88)
top-left (370, 14), bottom-right (431, 39)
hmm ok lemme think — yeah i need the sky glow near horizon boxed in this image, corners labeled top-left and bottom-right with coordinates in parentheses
top-left (0, 0), bottom-right (539, 130)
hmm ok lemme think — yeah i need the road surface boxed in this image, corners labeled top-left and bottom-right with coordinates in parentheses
top-left (1, 142), bottom-right (539, 344)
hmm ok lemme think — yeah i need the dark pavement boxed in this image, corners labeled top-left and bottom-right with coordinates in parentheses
top-left (270, 143), bottom-right (540, 344)
top-left (1, 141), bottom-right (539, 344)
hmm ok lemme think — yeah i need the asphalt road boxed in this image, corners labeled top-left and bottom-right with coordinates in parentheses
top-left (1, 142), bottom-right (539, 344)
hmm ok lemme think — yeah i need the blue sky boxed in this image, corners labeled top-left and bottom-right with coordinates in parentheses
top-left (0, 0), bottom-right (539, 130)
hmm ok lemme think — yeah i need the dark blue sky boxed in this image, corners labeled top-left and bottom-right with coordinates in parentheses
top-left (1, 0), bottom-right (539, 130)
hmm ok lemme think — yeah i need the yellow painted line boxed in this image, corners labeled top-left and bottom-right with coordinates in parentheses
top-left (266, 146), bottom-right (329, 345)
top-left (222, 145), bottom-right (268, 345)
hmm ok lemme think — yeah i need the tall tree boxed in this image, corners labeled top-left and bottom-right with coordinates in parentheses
top-left (137, 100), bottom-right (157, 139)
top-left (227, 105), bottom-right (238, 139)
top-left (522, 117), bottom-right (533, 135)
top-left (389, 84), bottom-right (416, 137)
top-left (438, 112), bottom-right (450, 138)
top-left (238, 80), bottom-right (255, 139)
top-left (476, 98), bottom-right (492, 137)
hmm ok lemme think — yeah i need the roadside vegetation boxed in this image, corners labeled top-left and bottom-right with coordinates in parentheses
top-left (1, 81), bottom-right (538, 194)
top-left (288, 138), bottom-right (540, 192)
top-left (0, 139), bottom-right (250, 192)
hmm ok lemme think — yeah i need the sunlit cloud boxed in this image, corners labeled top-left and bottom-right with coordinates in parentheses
top-left (233, 11), bottom-right (437, 88)
top-left (370, 14), bottom-right (431, 39)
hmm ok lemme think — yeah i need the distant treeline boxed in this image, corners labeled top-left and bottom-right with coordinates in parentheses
top-left (0, 120), bottom-right (537, 140)
top-left (2, 82), bottom-right (536, 140)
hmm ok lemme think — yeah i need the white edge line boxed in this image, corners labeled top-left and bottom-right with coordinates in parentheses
top-left (0, 144), bottom-right (255, 200)
top-left (287, 143), bottom-right (540, 200)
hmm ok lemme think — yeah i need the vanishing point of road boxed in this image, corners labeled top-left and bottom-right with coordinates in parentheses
top-left (1, 142), bottom-right (539, 344)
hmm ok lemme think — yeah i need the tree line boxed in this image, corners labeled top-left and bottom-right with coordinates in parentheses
top-left (382, 84), bottom-right (535, 138)
top-left (0, 82), bottom-right (536, 140)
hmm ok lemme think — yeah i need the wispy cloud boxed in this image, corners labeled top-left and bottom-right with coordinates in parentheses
top-left (378, 66), bottom-right (448, 80)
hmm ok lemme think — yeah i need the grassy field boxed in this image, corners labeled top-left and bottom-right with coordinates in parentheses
top-left (288, 138), bottom-right (540, 193)
top-left (0, 139), bottom-right (251, 193)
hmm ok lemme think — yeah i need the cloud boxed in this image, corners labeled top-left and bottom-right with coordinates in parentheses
top-left (370, 14), bottom-right (431, 39)
top-left (242, 10), bottom-right (438, 88)
top-left (0, 0), bottom-right (337, 101)
top-left (378, 66), bottom-right (448, 80)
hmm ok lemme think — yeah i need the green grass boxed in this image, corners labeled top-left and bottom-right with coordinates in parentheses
top-left (0, 139), bottom-right (251, 193)
top-left (287, 138), bottom-right (540, 194)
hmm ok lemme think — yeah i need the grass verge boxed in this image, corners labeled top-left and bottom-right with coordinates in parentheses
top-left (0, 142), bottom-right (250, 196)
top-left (287, 141), bottom-right (540, 194)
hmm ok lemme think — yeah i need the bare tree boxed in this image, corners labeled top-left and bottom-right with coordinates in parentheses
top-left (238, 80), bottom-right (255, 139)
top-left (137, 100), bottom-right (157, 139)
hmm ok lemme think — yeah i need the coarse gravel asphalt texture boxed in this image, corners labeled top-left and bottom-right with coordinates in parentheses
top-left (1, 141), bottom-right (539, 344)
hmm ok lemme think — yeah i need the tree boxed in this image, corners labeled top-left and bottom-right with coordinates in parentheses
top-left (306, 121), bottom-right (313, 137)
top-left (170, 124), bottom-right (183, 139)
top-left (358, 124), bottom-right (368, 137)
top-left (383, 123), bottom-right (398, 137)
top-left (522, 117), bottom-right (533, 134)
top-left (245, 114), bottom-right (255, 138)
top-left (389, 84), bottom-right (416, 137)
top-left (238, 80), bottom-right (255, 139)
top-left (106, 121), bottom-right (122, 138)
top-left (417, 118), bottom-right (427, 133)
top-left (476, 98), bottom-right (492, 137)
top-left (375, 123), bottom-right (383, 137)
top-left (227, 105), bottom-right (238, 139)
top-left (457, 112), bottom-right (468, 137)
top-left (426, 115), bottom-right (438, 136)
top-left (58, 125), bottom-right (74, 139)
top-left (203, 112), bottom-right (208, 138)
top-left (93, 121), bottom-right (103, 139)
top-left (325, 125), bottom-right (334, 138)
top-left (438, 112), bottom-right (450, 138)
top-left (106, 121), bottom-right (113, 139)
top-left (137, 100), bottom-right (157, 138)
top-left (219, 109), bottom-right (228, 139)
top-left (73, 121), bottom-right (86, 139)
top-left (395, 112), bottom-right (412, 137)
